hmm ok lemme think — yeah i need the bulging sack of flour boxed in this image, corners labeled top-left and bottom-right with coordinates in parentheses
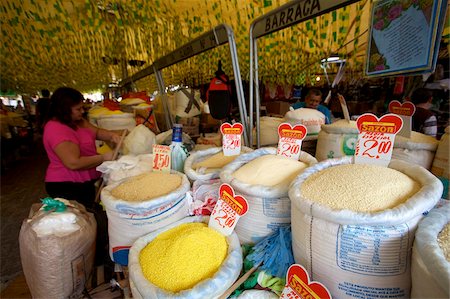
top-left (19, 200), bottom-right (96, 299)
top-left (393, 131), bottom-right (439, 170)
top-left (284, 107), bottom-right (325, 140)
top-left (288, 156), bottom-right (443, 299)
top-left (315, 119), bottom-right (358, 161)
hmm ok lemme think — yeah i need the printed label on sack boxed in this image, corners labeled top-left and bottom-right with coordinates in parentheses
top-left (354, 113), bottom-right (403, 167)
top-left (209, 183), bottom-right (248, 236)
top-left (152, 144), bottom-right (171, 172)
top-left (220, 122), bottom-right (243, 156)
top-left (280, 264), bottom-right (331, 299)
top-left (71, 254), bottom-right (86, 296)
top-left (388, 100), bottom-right (415, 138)
top-left (277, 123), bottom-right (307, 160)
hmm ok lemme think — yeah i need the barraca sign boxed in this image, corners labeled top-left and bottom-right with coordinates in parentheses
top-left (252, 0), bottom-right (358, 38)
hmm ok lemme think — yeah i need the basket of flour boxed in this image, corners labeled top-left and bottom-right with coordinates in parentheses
top-left (128, 216), bottom-right (242, 299)
top-left (220, 147), bottom-right (317, 244)
top-left (101, 171), bottom-right (190, 265)
top-left (289, 156), bottom-right (443, 298)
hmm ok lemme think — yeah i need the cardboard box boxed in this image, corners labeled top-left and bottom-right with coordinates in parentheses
top-left (265, 101), bottom-right (291, 116)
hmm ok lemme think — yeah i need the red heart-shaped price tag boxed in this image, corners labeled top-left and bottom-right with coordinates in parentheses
top-left (278, 123), bottom-right (307, 140)
top-left (219, 183), bottom-right (248, 216)
top-left (220, 122), bottom-right (243, 135)
top-left (356, 113), bottom-right (403, 134)
top-left (388, 100), bottom-right (416, 116)
top-left (286, 264), bottom-right (331, 299)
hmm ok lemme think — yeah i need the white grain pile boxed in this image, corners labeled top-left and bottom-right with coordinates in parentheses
top-left (111, 172), bottom-right (181, 201)
top-left (300, 164), bottom-right (421, 212)
top-left (396, 131), bottom-right (439, 144)
top-left (232, 154), bottom-right (308, 187)
top-left (192, 151), bottom-right (238, 169)
top-left (328, 119), bottom-right (357, 129)
top-left (437, 222), bottom-right (450, 262)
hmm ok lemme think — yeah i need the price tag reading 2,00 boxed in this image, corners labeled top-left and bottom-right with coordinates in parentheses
top-left (220, 122), bottom-right (243, 156)
top-left (354, 113), bottom-right (403, 167)
top-left (208, 183), bottom-right (248, 236)
top-left (152, 144), bottom-right (171, 173)
top-left (277, 123), bottom-right (307, 160)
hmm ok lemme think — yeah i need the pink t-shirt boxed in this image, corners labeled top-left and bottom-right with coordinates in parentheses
top-left (43, 120), bottom-right (100, 182)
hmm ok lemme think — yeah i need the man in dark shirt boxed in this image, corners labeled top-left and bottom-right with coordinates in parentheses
top-left (410, 88), bottom-right (437, 138)
top-left (36, 89), bottom-right (51, 133)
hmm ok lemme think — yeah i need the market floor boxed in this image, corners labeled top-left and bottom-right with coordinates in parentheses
top-left (0, 135), bottom-right (48, 292)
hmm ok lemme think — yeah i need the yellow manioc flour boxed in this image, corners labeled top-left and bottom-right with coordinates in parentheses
top-left (301, 164), bottom-right (421, 212)
top-left (192, 151), bottom-right (238, 169)
top-left (139, 222), bottom-right (228, 292)
top-left (233, 154), bottom-right (308, 187)
top-left (111, 172), bottom-right (181, 201)
top-left (438, 222), bottom-right (450, 262)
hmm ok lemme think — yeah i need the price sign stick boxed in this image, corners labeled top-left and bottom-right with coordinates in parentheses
top-left (220, 122), bottom-right (243, 156)
top-left (277, 123), bottom-right (307, 160)
top-left (388, 100), bottom-right (415, 138)
top-left (338, 93), bottom-right (351, 122)
top-left (354, 113), bottom-right (403, 167)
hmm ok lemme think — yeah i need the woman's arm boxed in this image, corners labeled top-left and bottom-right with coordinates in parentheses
top-left (54, 141), bottom-right (114, 170)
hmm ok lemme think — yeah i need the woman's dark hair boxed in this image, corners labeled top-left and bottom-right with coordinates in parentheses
top-left (47, 87), bottom-right (84, 129)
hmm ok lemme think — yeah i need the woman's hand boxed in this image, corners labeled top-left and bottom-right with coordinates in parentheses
top-left (102, 151), bottom-right (115, 161)
top-left (110, 132), bottom-right (123, 144)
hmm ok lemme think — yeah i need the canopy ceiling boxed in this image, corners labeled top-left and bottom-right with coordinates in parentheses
top-left (1, 0), bottom-right (448, 94)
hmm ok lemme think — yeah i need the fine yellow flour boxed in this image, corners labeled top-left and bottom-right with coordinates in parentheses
top-left (438, 222), bottom-right (450, 262)
top-left (139, 222), bottom-right (228, 293)
top-left (232, 154), bottom-right (308, 187)
top-left (300, 164), bottom-right (421, 212)
top-left (192, 151), bottom-right (239, 169)
top-left (111, 172), bottom-right (181, 201)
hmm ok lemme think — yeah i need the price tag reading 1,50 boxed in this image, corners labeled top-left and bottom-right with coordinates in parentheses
top-left (280, 264), bottom-right (331, 299)
top-left (209, 183), bottom-right (248, 236)
top-left (354, 113), bottom-right (403, 167)
top-left (152, 144), bottom-right (171, 173)
top-left (277, 123), bottom-right (307, 160)
top-left (220, 122), bottom-right (243, 156)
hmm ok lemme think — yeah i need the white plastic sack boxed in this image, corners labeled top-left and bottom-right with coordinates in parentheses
top-left (101, 171), bottom-right (190, 266)
top-left (96, 112), bottom-right (136, 131)
top-left (288, 156), bottom-right (443, 299)
top-left (97, 154), bottom-right (153, 185)
top-left (284, 108), bottom-right (325, 140)
top-left (237, 290), bottom-right (278, 299)
top-left (315, 120), bottom-right (358, 161)
top-left (19, 201), bottom-right (96, 299)
top-left (184, 146), bottom-right (253, 182)
top-left (123, 124), bottom-right (156, 155)
top-left (392, 131), bottom-right (438, 170)
top-left (128, 216), bottom-right (242, 299)
top-left (174, 88), bottom-right (203, 118)
top-left (220, 147), bottom-right (317, 244)
top-left (411, 200), bottom-right (450, 298)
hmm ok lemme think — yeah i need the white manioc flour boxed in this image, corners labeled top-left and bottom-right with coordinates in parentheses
top-left (438, 222), bottom-right (450, 262)
top-left (396, 131), bottom-right (439, 145)
top-left (232, 155), bottom-right (308, 187)
top-left (300, 164), bottom-right (421, 212)
top-left (192, 151), bottom-right (238, 170)
top-left (111, 172), bottom-right (181, 201)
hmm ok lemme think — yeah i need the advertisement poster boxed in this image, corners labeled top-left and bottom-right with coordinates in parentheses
top-left (366, 0), bottom-right (447, 77)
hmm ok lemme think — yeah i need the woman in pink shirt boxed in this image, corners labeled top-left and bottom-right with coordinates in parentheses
top-left (43, 87), bottom-right (121, 209)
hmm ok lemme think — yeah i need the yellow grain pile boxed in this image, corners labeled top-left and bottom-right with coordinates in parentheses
top-left (111, 172), bottom-right (181, 201)
top-left (233, 154), bottom-right (308, 187)
top-left (139, 222), bottom-right (228, 292)
top-left (438, 222), bottom-right (450, 262)
top-left (192, 151), bottom-right (238, 170)
top-left (300, 164), bottom-right (421, 212)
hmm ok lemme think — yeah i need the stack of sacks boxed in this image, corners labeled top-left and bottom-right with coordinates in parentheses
top-left (315, 119), bottom-right (358, 161)
top-left (87, 105), bottom-right (121, 126)
top-left (289, 156), bottom-right (443, 298)
top-left (174, 88), bottom-right (203, 119)
top-left (220, 147), bottom-right (317, 244)
top-left (128, 216), bottom-right (242, 299)
top-left (101, 171), bottom-right (190, 265)
top-left (431, 126), bottom-right (449, 199)
top-left (184, 146), bottom-right (253, 182)
top-left (392, 131), bottom-right (439, 170)
top-left (411, 201), bottom-right (449, 298)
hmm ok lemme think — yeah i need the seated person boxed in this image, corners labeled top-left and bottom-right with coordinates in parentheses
top-left (410, 88), bottom-right (437, 138)
top-left (291, 88), bottom-right (332, 124)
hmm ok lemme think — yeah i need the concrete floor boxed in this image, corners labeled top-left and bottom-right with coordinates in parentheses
top-left (0, 136), bottom-right (49, 291)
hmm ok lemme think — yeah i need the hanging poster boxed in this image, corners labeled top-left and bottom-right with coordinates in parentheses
top-left (366, 0), bottom-right (448, 77)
